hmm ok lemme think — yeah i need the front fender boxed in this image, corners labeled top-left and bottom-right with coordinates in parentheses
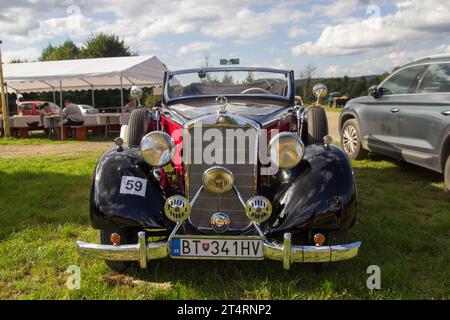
top-left (269, 144), bottom-right (357, 233)
top-left (90, 147), bottom-right (171, 230)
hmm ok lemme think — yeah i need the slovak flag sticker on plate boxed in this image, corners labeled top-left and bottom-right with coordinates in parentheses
top-left (171, 238), bottom-right (181, 256)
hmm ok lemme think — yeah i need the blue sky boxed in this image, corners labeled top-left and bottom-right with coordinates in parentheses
top-left (1, 0), bottom-right (449, 78)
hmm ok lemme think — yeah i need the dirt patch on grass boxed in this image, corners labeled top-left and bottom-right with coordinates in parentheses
top-left (0, 141), bottom-right (113, 158)
top-left (105, 273), bottom-right (172, 289)
top-left (326, 111), bottom-right (340, 143)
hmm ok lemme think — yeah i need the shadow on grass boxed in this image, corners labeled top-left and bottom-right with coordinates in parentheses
top-left (0, 131), bottom-right (115, 144)
top-left (0, 170), bottom-right (92, 239)
top-left (113, 160), bottom-right (449, 299)
top-left (1, 152), bottom-right (449, 299)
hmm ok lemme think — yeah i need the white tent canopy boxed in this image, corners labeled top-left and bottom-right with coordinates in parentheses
top-left (3, 55), bottom-right (167, 93)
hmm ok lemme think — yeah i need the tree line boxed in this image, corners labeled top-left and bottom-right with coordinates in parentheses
top-left (295, 63), bottom-right (389, 103)
top-left (8, 33), bottom-right (156, 111)
top-left (8, 36), bottom-right (390, 110)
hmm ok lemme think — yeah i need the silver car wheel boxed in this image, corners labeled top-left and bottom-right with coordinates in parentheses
top-left (343, 125), bottom-right (358, 154)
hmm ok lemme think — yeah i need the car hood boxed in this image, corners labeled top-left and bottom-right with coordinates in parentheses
top-left (167, 101), bottom-right (290, 125)
top-left (346, 95), bottom-right (372, 104)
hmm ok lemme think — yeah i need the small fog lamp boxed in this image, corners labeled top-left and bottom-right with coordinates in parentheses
top-left (245, 196), bottom-right (272, 223)
top-left (202, 167), bottom-right (234, 194)
top-left (164, 195), bottom-right (191, 222)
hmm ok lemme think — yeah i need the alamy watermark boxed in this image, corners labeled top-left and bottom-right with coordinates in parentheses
top-left (168, 124), bottom-right (282, 175)
top-left (366, 265), bottom-right (381, 290)
top-left (66, 265), bottom-right (81, 290)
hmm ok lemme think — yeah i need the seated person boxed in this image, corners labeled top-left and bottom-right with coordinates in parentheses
top-left (123, 98), bottom-right (136, 113)
top-left (61, 99), bottom-right (84, 125)
top-left (39, 102), bottom-right (54, 127)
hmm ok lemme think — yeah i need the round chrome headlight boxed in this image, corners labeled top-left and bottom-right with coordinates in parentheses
top-left (245, 196), bottom-right (272, 223)
top-left (269, 132), bottom-right (305, 169)
top-left (202, 167), bottom-right (234, 194)
top-left (164, 195), bottom-right (191, 222)
top-left (140, 131), bottom-right (175, 167)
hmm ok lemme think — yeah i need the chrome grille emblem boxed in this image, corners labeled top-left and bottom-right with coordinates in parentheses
top-left (215, 95), bottom-right (228, 114)
top-left (210, 212), bottom-right (231, 233)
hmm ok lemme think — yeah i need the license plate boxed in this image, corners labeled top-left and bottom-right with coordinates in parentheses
top-left (170, 237), bottom-right (264, 259)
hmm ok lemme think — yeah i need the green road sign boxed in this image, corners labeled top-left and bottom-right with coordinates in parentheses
top-left (220, 58), bottom-right (240, 65)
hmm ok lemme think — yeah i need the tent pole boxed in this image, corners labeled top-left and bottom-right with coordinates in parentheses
top-left (53, 90), bottom-right (56, 105)
top-left (5, 83), bottom-right (9, 111)
top-left (91, 87), bottom-right (95, 108)
top-left (0, 41), bottom-right (10, 137)
top-left (16, 91), bottom-right (19, 115)
top-left (60, 81), bottom-right (63, 141)
top-left (120, 75), bottom-right (124, 112)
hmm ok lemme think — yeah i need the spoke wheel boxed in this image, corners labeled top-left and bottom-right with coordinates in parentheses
top-left (343, 125), bottom-right (358, 154)
top-left (444, 153), bottom-right (450, 193)
top-left (340, 119), bottom-right (368, 160)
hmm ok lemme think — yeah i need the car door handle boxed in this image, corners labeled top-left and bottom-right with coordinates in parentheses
top-left (391, 108), bottom-right (400, 113)
top-left (442, 110), bottom-right (450, 116)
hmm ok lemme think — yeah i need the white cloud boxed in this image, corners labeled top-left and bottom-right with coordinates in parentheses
top-left (177, 42), bottom-right (215, 57)
top-left (201, 7), bottom-right (306, 39)
top-left (3, 47), bottom-right (40, 62)
top-left (0, 4), bottom-right (103, 44)
top-left (320, 44), bottom-right (450, 77)
top-left (288, 26), bottom-right (307, 39)
top-left (292, 0), bottom-right (450, 57)
top-left (87, 0), bottom-right (307, 41)
top-left (312, 0), bottom-right (365, 19)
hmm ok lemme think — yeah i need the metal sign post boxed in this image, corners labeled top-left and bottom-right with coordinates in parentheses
top-left (0, 40), bottom-right (11, 137)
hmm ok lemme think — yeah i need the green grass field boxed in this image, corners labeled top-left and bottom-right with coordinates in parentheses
top-left (0, 144), bottom-right (449, 299)
top-left (0, 134), bottom-right (112, 145)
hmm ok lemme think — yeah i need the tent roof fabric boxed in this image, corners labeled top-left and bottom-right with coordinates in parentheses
top-left (3, 55), bottom-right (167, 93)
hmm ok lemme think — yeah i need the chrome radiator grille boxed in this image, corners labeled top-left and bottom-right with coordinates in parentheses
top-left (185, 125), bottom-right (257, 229)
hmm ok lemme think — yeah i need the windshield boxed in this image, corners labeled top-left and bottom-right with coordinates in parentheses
top-left (166, 69), bottom-right (290, 100)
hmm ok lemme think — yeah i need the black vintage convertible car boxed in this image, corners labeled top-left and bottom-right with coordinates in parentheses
top-left (77, 67), bottom-right (361, 271)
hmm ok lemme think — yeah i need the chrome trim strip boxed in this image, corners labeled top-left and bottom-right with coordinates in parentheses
top-left (233, 185), bottom-right (247, 208)
top-left (77, 233), bottom-right (362, 268)
top-left (260, 107), bottom-right (294, 127)
top-left (252, 222), bottom-right (267, 240)
top-left (168, 221), bottom-right (183, 240)
top-left (190, 186), bottom-right (203, 207)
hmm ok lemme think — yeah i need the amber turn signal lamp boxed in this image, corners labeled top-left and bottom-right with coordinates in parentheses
top-left (110, 233), bottom-right (121, 246)
top-left (313, 233), bottom-right (326, 247)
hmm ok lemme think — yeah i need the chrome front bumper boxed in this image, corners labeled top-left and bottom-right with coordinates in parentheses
top-left (77, 232), bottom-right (361, 270)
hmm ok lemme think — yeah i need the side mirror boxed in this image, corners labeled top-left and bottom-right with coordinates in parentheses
top-left (368, 85), bottom-right (380, 98)
top-left (130, 86), bottom-right (143, 106)
top-left (312, 83), bottom-right (328, 105)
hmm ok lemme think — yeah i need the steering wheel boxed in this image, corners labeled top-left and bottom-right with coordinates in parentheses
top-left (241, 87), bottom-right (272, 94)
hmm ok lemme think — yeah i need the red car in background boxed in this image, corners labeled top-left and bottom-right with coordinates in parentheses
top-left (17, 101), bottom-right (60, 116)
